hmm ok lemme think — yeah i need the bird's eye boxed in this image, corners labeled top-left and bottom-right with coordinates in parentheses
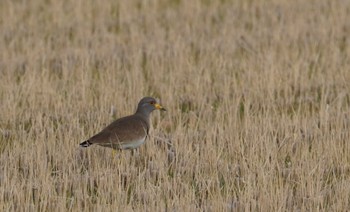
top-left (150, 101), bottom-right (155, 105)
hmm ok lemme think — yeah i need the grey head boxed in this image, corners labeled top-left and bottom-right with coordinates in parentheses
top-left (135, 97), bottom-right (166, 117)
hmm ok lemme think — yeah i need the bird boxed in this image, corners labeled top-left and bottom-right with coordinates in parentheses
top-left (79, 97), bottom-right (166, 150)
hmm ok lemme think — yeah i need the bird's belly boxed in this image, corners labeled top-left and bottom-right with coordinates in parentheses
top-left (120, 137), bottom-right (146, 150)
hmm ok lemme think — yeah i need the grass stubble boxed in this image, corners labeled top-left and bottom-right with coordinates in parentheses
top-left (0, 0), bottom-right (350, 211)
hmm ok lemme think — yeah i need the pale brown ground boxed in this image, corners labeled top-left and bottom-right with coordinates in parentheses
top-left (0, 0), bottom-right (350, 211)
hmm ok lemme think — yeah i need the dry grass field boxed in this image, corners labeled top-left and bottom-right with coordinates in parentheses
top-left (1, 0), bottom-right (350, 211)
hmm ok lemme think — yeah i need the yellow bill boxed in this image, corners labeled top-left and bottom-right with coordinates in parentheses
top-left (155, 103), bottom-right (166, 111)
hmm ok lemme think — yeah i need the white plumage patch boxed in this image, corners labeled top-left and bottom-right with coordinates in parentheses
top-left (120, 137), bottom-right (146, 150)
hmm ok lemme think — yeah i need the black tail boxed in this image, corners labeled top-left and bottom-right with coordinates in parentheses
top-left (80, 140), bottom-right (91, 147)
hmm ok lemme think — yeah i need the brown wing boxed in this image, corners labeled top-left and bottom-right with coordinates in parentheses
top-left (88, 115), bottom-right (149, 147)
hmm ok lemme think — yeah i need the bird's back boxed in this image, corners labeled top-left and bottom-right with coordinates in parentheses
top-left (88, 114), bottom-right (149, 149)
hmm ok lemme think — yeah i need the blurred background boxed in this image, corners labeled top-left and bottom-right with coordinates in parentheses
top-left (0, 0), bottom-right (350, 211)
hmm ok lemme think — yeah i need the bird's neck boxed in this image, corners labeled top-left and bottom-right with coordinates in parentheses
top-left (135, 110), bottom-right (151, 121)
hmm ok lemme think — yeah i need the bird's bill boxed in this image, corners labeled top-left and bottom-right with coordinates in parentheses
top-left (155, 103), bottom-right (166, 111)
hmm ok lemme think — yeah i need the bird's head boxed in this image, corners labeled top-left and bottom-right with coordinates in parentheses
top-left (136, 97), bottom-right (166, 115)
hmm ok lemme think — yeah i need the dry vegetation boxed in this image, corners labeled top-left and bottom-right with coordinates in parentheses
top-left (0, 0), bottom-right (350, 211)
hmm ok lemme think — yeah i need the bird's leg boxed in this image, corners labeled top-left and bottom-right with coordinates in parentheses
top-left (112, 149), bottom-right (124, 161)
